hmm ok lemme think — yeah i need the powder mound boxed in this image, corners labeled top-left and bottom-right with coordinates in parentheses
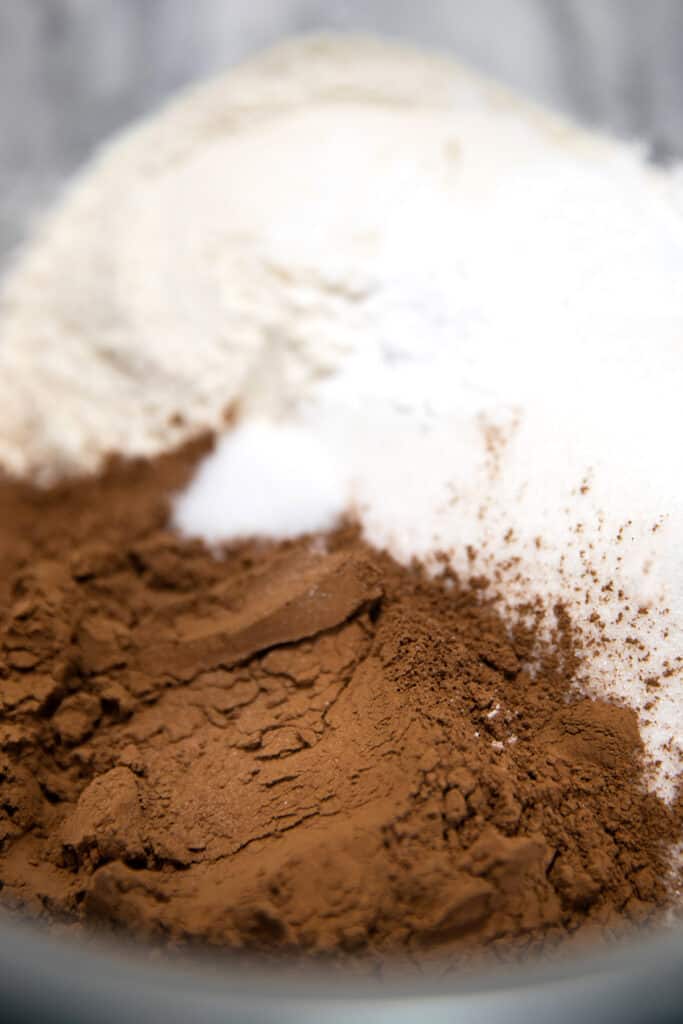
top-left (0, 440), bottom-right (680, 966)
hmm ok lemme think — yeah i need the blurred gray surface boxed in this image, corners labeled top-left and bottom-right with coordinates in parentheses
top-left (1, 0), bottom-right (682, 271)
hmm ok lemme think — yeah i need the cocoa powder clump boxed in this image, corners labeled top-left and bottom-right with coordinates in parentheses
top-left (0, 439), bottom-right (680, 967)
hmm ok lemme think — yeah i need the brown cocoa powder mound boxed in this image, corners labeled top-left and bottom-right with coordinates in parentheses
top-left (0, 438), bottom-right (680, 968)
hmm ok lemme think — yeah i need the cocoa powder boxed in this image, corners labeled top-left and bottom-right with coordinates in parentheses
top-left (0, 438), bottom-right (680, 967)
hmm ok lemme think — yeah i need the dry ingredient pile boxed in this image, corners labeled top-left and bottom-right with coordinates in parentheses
top-left (2, 34), bottom-right (683, 794)
top-left (1, 32), bottom-right (683, 970)
top-left (0, 439), bottom-right (680, 964)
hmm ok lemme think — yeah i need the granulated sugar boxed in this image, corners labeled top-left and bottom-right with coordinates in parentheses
top-left (175, 355), bottom-right (683, 797)
top-left (1, 35), bottom-right (683, 793)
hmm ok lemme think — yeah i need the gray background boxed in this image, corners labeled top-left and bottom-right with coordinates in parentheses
top-left (1, 0), bottom-right (683, 270)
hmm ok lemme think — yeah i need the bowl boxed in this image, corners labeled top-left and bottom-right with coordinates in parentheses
top-left (1, 3), bottom-right (682, 1021)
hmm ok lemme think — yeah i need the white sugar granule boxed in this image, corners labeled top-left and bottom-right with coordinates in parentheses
top-left (1, 35), bottom-right (683, 796)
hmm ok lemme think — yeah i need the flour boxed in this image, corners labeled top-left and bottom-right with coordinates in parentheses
top-left (2, 34), bottom-right (683, 795)
top-left (2, 32), bottom-right (675, 479)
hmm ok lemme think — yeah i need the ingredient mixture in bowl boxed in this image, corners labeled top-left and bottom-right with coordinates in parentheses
top-left (0, 34), bottom-right (682, 967)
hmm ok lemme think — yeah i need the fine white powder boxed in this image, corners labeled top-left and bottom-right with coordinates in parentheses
top-left (1, 35), bottom-right (683, 795)
top-left (173, 419), bottom-right (348, 543)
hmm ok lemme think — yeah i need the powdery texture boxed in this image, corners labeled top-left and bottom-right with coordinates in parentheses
top-left (173, 420), bottom-right (349, 542)
top-left (0, 442), bottom-right (680, 965)
top-left (2, 34), bottom-right (681, 481)
top-left (2, 33), bottom-right (683, 791)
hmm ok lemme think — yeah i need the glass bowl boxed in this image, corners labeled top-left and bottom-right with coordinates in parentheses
top-left (1, 3), bottom-right (681, 1021)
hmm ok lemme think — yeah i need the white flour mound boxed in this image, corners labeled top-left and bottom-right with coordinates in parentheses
top-left (1, 35), bottom-right (683, 796)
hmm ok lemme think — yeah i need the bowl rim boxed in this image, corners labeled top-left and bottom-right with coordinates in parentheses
top-left (1, 912), bottom-right (682, 1022)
